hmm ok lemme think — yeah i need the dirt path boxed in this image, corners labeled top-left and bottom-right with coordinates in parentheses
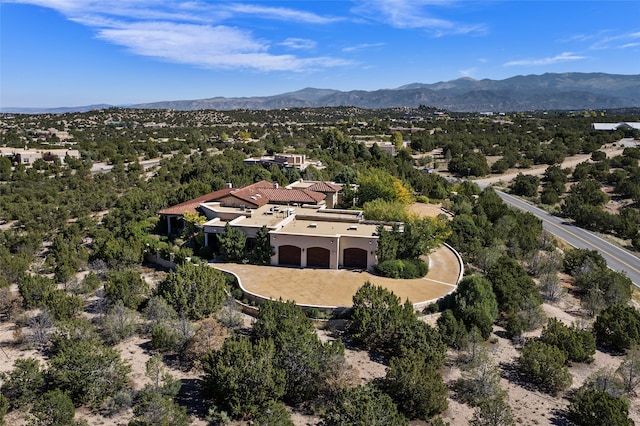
top-left (474, 144), bottom-right (626, 188)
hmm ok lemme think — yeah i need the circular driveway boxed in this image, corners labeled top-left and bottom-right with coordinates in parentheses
top-left (214, 244), bottom-right (462, 309)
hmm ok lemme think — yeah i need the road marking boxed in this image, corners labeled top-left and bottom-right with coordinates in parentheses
top-left (498, 191), bottom-right (640, 277)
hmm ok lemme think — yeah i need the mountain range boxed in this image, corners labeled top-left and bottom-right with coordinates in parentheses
top-left (3, 73), bottom-right (640, 114)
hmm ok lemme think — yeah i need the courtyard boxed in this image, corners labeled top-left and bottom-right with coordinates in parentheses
top-left (214, 243), bottom-right (462, 310)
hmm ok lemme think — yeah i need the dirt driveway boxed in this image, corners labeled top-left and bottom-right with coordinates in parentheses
top-left (213, 244), bottom-right (461, 309)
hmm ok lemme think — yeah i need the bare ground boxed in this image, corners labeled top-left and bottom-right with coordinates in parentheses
top-left (2, 146), bottom-right (639, 425)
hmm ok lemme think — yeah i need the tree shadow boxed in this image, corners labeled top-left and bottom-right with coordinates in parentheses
top-left (549, 407), bottom-right (572, 426)
top-left (175, 378), bottom-right (208, 419)
top-left (499, 361), bottom-right (539, 393)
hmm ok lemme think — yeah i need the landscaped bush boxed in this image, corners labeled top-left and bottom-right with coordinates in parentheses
top-left (375, 258), bottom-right (428, 279)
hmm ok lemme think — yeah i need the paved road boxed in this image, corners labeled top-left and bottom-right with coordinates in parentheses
top-left (495, 190), bottom-right (640, 288)
top-left (91, 159), bottom-right (161, 175)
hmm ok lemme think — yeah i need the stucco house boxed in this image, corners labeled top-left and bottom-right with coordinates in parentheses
top-left (158, 180), bottom-right (379, 271)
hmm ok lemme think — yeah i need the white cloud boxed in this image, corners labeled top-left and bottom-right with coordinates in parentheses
top-left (350, 0), bottom-right (485, 35)
top-left (503, 52), bottom-right (587, 67)
top-left (342, 42), bottom-right (386, 52)
top-left (279, 38), bottom-right (317, 50)
top-left (589, 31), bottom-right (640, 50)
top-left (6, 0), bottom-right (348, 72)
top-left (226, 3), bottom-right (343, 24)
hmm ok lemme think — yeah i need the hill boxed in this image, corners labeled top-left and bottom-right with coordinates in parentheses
top-left (132, 72), bottom-right (640, 112)
top-left (3, 73), bottom-right (639, 113)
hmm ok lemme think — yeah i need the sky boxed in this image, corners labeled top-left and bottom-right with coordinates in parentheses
top-left (1, 0), bottom-right (639, 108)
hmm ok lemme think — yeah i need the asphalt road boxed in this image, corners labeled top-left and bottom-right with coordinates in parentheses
top-left (495, 190), bottom-right (640, 289)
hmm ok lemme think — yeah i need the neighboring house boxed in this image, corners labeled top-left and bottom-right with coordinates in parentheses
top-left (158, 180), bottom-right (379, 271)
top-left (592, 122), bottom-right (640, 131)
top-left (242, 153), bottom-right (323, 170)
top-left (286, 179), bottom-right (342, 208)
top-left (0, 148), bottom-right (81, 166)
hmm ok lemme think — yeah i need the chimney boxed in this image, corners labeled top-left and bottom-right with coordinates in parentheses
top-left (225, 182), bottom-right (232, 189)
top-left (273, 182), bottom-right (278, 189)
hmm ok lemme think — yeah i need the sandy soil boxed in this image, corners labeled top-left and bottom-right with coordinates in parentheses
top-left (474, 143), bottom-right (627, 188)
top-left (2, 145), bottom-right (639, 425)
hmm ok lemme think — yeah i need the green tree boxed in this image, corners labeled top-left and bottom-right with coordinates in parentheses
top-left (250, 400), bottom-right (293, 426)
top-left (155, 262), bottom-right (228, 320)
top-left (0, 358), bottom-right (45, 410)
top-left (218, 223), bottom-right (247, 262)
top-left (469, 392), bottom-right (515, 426)
top-left (356, 168), bottom-right (412, 206)
top-left (349, 282), bottom-right (414, 352)
top-left (129, 392), bottom-right (189, 426)
top-left (105, 269), bottom-right (149, 310)
top-left (451, 275), bottom-right (499, 340)
top-left (202, 337), bottom-right (285, 420)
top-left (486, 255), bottom-right (542, 323)
top-left (616, 345), bottom-right (640, 397)
top-left (517, 340), bottom-right (572, 393)
top-left (574, 268), bottom-right (632, 310)
top-left (454, 347), bottom-right (503, 407)
top-left (321, 385), bottom-right (408, 426)
top-left (379, 349), bottom-right (448, 420)
top-left (0, 392), bottom-right (6, 426)
top-left (539, 318), bottom-right (596, 363)
top-left (437, 309), bottom-right (468, 349)
top-left (350, 282), bottom-right (445, 365)
top-left (562, 179), bottom-right (609, 218)
top-left (252, 226), bottom-right (274, 265)
top-left (18, 274), bottom-right (56, 309)
top-left (0, 156), bottom-right (11, 181)
top-left (253, 299), bottom-right (345, 402)
top-left (567, 386), bottom-right (633, 426)
top-left (28, 389), bottom-right (76, 426)
top-left (363, 199), bottom-right (410, 222)
top-left (563, 248), bottom-right (607, 275)
top-left (593, 304), bottom-right (640, 351)
top-left (47, 338), bottom-right (131, 407)
top-left (43, 290), bottom-right (83, 321)
top-left (100, 300), bottom-right (139, 344)
top-left (510, 174), bottom-right (539, 197)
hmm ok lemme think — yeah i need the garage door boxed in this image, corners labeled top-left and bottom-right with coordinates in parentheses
top-left (307, 247), bottom-right (330, 268)
top-left (343, 248), bottom-right (367, 269)
top-left (279, 245), bottom-right (301, 266)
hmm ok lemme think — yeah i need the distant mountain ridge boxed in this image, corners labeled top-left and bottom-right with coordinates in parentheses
top-left (133, 72), bottom-right (640, 112)
top-left (3, 73), bottom-right (640, 113)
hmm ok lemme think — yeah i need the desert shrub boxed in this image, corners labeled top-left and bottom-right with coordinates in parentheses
top-left (150, 323), bottom-right (189, 352)
top-left (593, 304), bottom-right (640, 351)
top-left (540, 318), bottom-right (595, 363)
top-left (250, 400), bottom-right (293, 426)
top-left (0, 358), bottom-right (45, 409)
top-left (567, 386), bottom-right (633, 426)
top-left (29, 389), bottom-right (76, 426)
top-left (17, 274), bottom-right (56, 309)
top-left (104, 269), bottom-right (149, 310)
top-left (375, 258), bottom-right (428, 279)
top-left (155, 263), bottom-right (227, 320)
top-left (43, 290), bottom-right (84, 321)
top-left (378, 349), bottom-right (448, 420)
top-left (518, 340), bottom-right (572, 393)
top-left (0, 392), bottom-right (6, 425)
top-left (322, 385), bottom-right (408, 426)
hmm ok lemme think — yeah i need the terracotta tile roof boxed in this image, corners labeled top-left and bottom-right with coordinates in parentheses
top-left (307, 181), bottom-right (342, 193)
top-left (158, 180), bottom-right (326, 217)
top-left (158, 187), bottom-right (234, 215)
top-left (257, 188), bottom-right (326, 204)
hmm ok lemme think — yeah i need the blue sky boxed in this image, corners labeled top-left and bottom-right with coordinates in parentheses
top-left (1, 0), bottom-right (639, 108)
